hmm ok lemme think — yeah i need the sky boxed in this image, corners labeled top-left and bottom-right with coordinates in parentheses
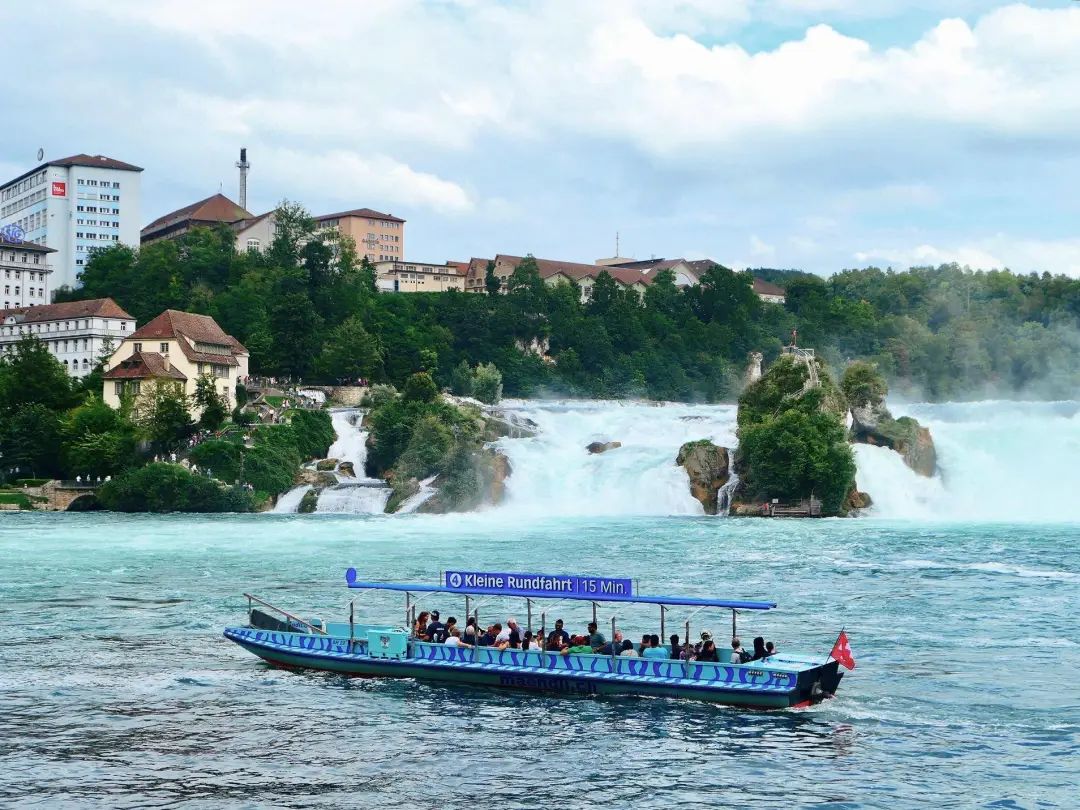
top-left (5, 0), bottom-right (1080, 277)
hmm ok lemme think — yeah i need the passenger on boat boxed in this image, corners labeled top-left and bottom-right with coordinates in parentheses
top-left (462, 616), bottom-right (479, 642)
top-left (637, 634), bottom-right (651, 655)
top-left (431, 617), bottom-right (454, 644)
top-left (618, 639), bottom-right (639, 657)
top-left (669, 634), bottom-right (682, 659)
top-left (642, 634), bottom-right (668, 660)
top-left (596, 631), bottom-right (624, 656)
top-left (426, 611), bottom-right (444, 642)
top-left (587, 622), bottom-right (606, 649)
top-left (563, 636), bottom-right (596, 655)
top-left (697, 630), bottom-right (713, 655)
top-left (444, 627), bottom-right (472, 649)
top-left (508, 629), bottom-right (522, 649)
top-left (414, 611), bottom-right (430, 639)
top-left (730, 637), bottom-right (751, 664)
top-left (697, 639), bottom-right (721, 662)
top-left (496, 618), bottom-right (520, 643)
top-left (522, 631), bottom-right (542, 652)
top-left (765, 641), bottom-right (777, 657)
top-left (546, 620), bottom-right (571, 651)
top-left (750, 636), bottom-right (768, 662)
top-left (679, 642), bottom-right (695, 661)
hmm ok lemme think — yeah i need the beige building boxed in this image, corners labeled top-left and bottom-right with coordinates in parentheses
top-left (102, 309), bottom-right (249, 416)
top-left (314, 208), bottom-right (405, 263)
top-left (468, 255), bottom-right (653, 303)
top-left (373, 260), bottom-right (465, 293)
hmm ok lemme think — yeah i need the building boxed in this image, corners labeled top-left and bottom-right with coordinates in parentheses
top-left (467, 255), bottom-right (653, 303)
top-left (605, 257), bottom-right (714, 288)
top-left (232, 211), bottom-right (276, 253)
top-left (752, 278), bottom-right (786, 304)
top-left (2, 238), bottom-right (55, 309)
top-left (314, 208), bottom-right (405, 263)
top-left (0, 154), bottom-right (143, 292)
top-left (102, 309), bottom-right (249, 415)
top-left (141, 193), bottom-right (252, 245)
top-left (0, 298), bottom-right (135, 378)
top-left (373, 260), bottom-right (465, 293)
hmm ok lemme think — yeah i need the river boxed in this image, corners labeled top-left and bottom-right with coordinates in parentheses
top-left (1, 400), bottom-right (1078, 808)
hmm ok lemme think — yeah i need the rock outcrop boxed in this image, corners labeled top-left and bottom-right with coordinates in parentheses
top-left (298, 489), bottom-right (319, 513)
top-left (675, 440), bottom-right (730, 515)
top-left (586, 440), bottom-right (622, 454)
top-left (846, 483), bottom-right (873, 512)
top-left (850, 402), bottom-right (937, 477)
top-left (418, 449), bottom-right (513, 514)
top-left (315, 458), bottom-right (339, 471)
top-left (337, 461), bottom-right (355, 477)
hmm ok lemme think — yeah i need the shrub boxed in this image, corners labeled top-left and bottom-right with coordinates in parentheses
top-left (403, 372), bottom-right (438, 404)
top-left (842, 361), bottom-right (888, 409)
top-left (449, 360), bottom-right (474, 397)
top-left (97, 463), bottom-right (255, 513)
top-left (472, 363), bottom-right (503, 404)
top-left (361, 384), bottom-right (397, 410)
top-left (397, 415), bottom-right (455, 479)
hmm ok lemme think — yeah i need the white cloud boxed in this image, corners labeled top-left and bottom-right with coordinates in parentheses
top-left (854, 236), bottom-right (1080, 277)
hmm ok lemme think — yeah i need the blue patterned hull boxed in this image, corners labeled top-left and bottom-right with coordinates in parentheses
top-left (224, 627), bottom-right (842, 709)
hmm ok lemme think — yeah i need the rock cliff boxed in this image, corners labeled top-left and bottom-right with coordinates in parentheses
top-left (675, 440), bottom-right (730, 515)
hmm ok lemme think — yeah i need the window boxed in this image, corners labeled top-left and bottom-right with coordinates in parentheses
top-left (112, 182), bottom-right (120, 188)
top-left (159, 342), bottom-right (168, 353)
top-left (246, 238), bottom-right (260, 251)
top-left (134, 342), bottom-right (142, 352)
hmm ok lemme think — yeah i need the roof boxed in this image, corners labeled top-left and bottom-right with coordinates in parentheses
top-left (753, 278), bottom-right (786, 297)
top-left (128, 309), bottom-right (243, 366)
top-left (231, 211), bottom-right (275, 233)
top-left (376, 260), bottom-right (464, 275)
top-left (496, 255), bottom-right (651, 287)
top-left (142, 194), bottom-right (253, 237)
top-left (314, 207), bottom-right (405, 224)
top-left (343, 573), bottom-right (776, 611)
top-left (3, 154), bottom-right (143, 189)
top-left (0, 298), bottom-right (133, 324)
top-left (0, 239), bottom-right (56, 254)
top-left (103, 351), bottom-right (188, 381)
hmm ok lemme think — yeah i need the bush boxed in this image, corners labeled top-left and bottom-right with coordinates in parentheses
top-left (97, 463), bottom-right (255, 513)
top-left (397, 415), bottom-right (455, 479)
top-left (842, 361), bottom-right (888, 409)
top-left (403, 372), bottom-right (438, 403)
top-left (287, 409), bottom-right (335, 459)
top-left (472, 363), bottom-right (503, 404)
top-left (449, 360), bottom-right (473, 397)
top-left (361, 384), bottom-right (397, 410)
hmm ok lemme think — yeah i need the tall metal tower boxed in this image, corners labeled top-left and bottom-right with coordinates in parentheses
top-left (236, 147), bottom-right (251, 209)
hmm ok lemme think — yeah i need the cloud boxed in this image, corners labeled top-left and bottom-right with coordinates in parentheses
top-left (854, 236), bottom-right (1080, 277)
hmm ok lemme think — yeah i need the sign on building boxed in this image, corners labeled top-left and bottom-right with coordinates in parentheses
top-left (51, 181), bottom-right (67, 197)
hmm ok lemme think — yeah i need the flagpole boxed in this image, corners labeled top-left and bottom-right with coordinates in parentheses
top-left (823, 626), bottom-right (845, 665)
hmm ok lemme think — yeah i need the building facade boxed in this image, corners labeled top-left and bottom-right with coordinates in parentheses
top-left (0, 298), bottom-right (135, 377)
top-left (0, 154), bottom-right (143, 292)
top-left (467, 254), bottom-right (653, 303)
top-left (751, 278), bottom-right (786, 304)
top-left (314, 208), bottom-right (405, 263)
top-left (1, 239), bottom-right (55, 310)
top-left (102, 309), bottom-right (249, 415)
top-left (373, 260), bottom-right (465, 292)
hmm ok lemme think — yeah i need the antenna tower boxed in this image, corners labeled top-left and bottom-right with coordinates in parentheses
top-left (236, 147), bottom-right (251, 209)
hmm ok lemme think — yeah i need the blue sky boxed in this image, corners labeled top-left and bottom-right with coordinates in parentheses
top-left (5, 0), bottom-right (1080, 276)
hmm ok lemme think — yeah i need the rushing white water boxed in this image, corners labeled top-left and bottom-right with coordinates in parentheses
top-left (272, 484), bottom-right (312, 514)
top-left (328, 410), bottom-right (368, 472)
top-left (314, 483), bottom-right (391, 514)
top-left (493, 399), bottom-right (738, 517)
top-left (854, 400), bottom-right (1080, 522)
top-left (398, 476), bottom-right (438, 514)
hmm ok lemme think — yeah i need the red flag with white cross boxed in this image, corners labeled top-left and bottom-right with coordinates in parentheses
top-left (829, 630), bottom-right (856, 670)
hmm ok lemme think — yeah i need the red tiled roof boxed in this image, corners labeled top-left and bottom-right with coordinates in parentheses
top-left (0, 298), bottom-right (133, 324)
top-left (103, 351), bottom-right (187, 381)
top-left (226, 335), bottom-right (249, 355)
top-left (142, 194), bottom-right (253, 236)
top-left (128, 310), bottom-right (242, 367)
top-left (753, 278), bottom-right (786, 297)
top-left (495, 255), bottom-right (651, 287)
top-left (315, 207), bottom-right (405, 224)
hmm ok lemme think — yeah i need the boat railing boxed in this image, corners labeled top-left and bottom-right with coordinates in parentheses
top-left (244, 593), bottom-right (328, 635)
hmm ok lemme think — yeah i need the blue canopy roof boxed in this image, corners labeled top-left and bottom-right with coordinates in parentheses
top-left (344, 570), bottom-right (776, 611)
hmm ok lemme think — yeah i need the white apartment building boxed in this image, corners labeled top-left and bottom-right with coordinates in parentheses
top-left (373, 260), bottom-right (465, 293)
top-left (0, 298), bottom-right (136, 378)
top-left (0, 154), bottom-right (143, 293)
top-left (1, 239), bottom-right (55, 310)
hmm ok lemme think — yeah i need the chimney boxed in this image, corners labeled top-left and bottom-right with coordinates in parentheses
top-left (236, 147), bottom-right (251, 210)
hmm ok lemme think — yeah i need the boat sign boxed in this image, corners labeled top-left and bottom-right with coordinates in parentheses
top-left (444, 570), bottom-right (633, 598)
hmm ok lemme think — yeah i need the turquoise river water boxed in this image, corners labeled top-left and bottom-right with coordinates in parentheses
top-left (1, 512), bottom-right (1077, 808)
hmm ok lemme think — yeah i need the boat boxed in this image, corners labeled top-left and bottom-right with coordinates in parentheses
top-left (223, 568), bottom-right (847, 709)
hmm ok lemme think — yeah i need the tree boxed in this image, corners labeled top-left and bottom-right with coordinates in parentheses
top-left (0, 404), bottom-right (64, 478)
top-left (318, 316), bottom-right (384, 382)
top-left (135, 381), bottom-right (193, 453)
top-left (472, 363), bottom-right (503, 404)
top-left (193, 374), bottom-right (228, 430)
top-left (402, 371), bottom-right (438, 403)
top-left (62, 396), bottom-right (139, 477)
top-left (0, 337), bottom-right (80, 417)
top-left (449, 360), bottom-right (474, 397)
top-left (485, 260), bottom-right (501, 296)
top-left (841, 361), bottom-right (887, 409)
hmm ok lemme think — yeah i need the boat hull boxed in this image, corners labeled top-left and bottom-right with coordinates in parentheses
top-left (225, 627), bottom-right (841, 709)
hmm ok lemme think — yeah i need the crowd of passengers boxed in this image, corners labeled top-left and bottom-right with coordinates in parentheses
top-left (411, 611), bottom-right (779, 663)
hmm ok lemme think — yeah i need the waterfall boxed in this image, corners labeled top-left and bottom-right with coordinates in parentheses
top-left (398, 476), bottom-right (438, 514)
top-left (717, 468), bottom-right (740, 516)
top-left (272, 484), bottom-right (312, 514)
top-left (314, 482), bottom-right (391, 514)
top-left (492, 399), bottom-right (738, 516)
top-left (853, 400), bottom-right (1080, 521)
top-left (328, 409), bottom-right (369, 472)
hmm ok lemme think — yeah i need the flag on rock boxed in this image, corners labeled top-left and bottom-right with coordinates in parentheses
top-left (829, 630), bottom-right (856, 670)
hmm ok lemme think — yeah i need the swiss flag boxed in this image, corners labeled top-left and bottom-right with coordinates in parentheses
top-left (829, 630), bottom-right (856, 670)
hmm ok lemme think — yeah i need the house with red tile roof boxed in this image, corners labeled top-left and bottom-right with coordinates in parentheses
top-left (102, 309), bottom-right (248, 415)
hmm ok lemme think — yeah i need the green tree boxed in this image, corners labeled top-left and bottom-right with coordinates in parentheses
top-left (0, 404), bottom-right (64, 478)
top-left (318, 316), bottom-right (383, 382)
top-left (841, 361), bottom-right (888, 409)
top-left (0, 337), bottom-right (80, 417)
top-left (136, 381), bottom-right (193, 453)
top-left (485, 260), bottom-right (501, 296)
top-left (472, 363), bottom-right (503, 404)
top-left (403, 371), bottom-right (438, 403)
top-left (450, 360), bottom-right (474, 397)
top-left (194, 374), bottom-right (228, 430)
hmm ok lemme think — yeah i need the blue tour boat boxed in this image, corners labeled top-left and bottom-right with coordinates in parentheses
top-left (224, 568), bottom-right (846, 709)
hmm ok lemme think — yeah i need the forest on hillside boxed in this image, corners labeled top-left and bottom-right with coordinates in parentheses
top-left (57, 202), bottom-right (1080, 401)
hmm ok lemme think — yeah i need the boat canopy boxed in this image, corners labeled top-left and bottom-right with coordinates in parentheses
top-left (344, 568), bottom-right (776, 611)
